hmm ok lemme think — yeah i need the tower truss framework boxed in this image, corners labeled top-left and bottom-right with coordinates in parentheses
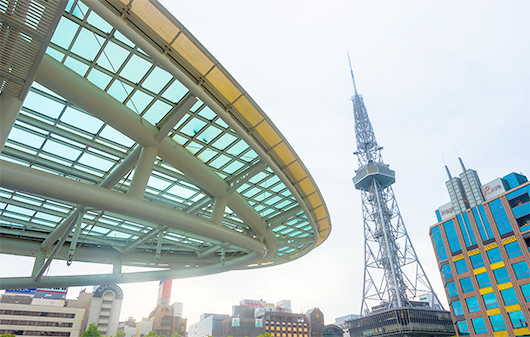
top-left (348, 56), bottom-right (442, 315)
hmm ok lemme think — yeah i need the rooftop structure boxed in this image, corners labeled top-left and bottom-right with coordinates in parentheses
top-left (0, 0), bottom-right (330, 289)
top-left (345, 56), bottom-right (454, 336)
top-left (430, 165), bottom-right (530, 336)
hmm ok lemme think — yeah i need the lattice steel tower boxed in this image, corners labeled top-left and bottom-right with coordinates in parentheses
top-left (348, 56), bottom-right (442, 315)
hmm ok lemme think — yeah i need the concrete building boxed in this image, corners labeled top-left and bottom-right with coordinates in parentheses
top-left (147, 280), bottom-right (187, 337)
top-left (86, 285), bottom-right (124, 337)
top-left (131, 318), bottom-right (154, 337)
top-left (118, 317), bottom-right (139, 337)
top-left (0, 292), bottom-right (86, 337)
top-left (263, 311), bottom-right (310, 337)
top-left (429, 162), bottom-right (530, 336)
top-left (221, 307), bottom-right (264, 337)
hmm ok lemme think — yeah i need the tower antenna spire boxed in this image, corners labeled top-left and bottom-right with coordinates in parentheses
top-left (347, 50), bottom-right (358, 95)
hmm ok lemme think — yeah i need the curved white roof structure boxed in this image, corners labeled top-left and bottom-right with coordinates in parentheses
top-left (0, 0), bottom-right (331, 289)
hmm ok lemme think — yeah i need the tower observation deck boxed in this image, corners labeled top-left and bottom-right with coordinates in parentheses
top-left (345, 55), bottom-right (454, 337)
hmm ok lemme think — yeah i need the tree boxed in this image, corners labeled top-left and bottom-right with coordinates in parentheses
top-left (116, 331), bottom-right (126, 337)
top-left (147, 331), bottom-right (159, 337)
top-left (82, 323), bottom-right (102, 337)
top-left (170, 333), bottom-right (181, 337)
top-left (1, 334), bottom-right (16, 337)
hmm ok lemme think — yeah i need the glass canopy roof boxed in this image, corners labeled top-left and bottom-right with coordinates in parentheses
top-left (0, 0), bottom-right (330, 288)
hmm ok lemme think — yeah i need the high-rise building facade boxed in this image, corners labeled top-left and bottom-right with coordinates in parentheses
top-left (429, 162), bottom-right (530, 336)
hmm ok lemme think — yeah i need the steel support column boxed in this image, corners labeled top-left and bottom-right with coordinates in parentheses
top-left (0, 93), bottom-right (23, 152)
top-left (128, 146), bottom-right (158, 200)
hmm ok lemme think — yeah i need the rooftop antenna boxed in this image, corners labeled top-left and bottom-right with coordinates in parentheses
top-left (347, 50), bottom-right (358, 95)
top-left (455, 148), bottom-right (467, 172)
top-left (442, 155), bottom-right (452, 179)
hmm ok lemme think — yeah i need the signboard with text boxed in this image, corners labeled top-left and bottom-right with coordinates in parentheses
top-left (34, 287), bottom-right (68, 300)
top-left (482, 178), bottom-right (507, 201)
top-left (437, 202), bottom-right (455, 221)
top-left (240, 299), bottom-right (265, 308)
top-left (232, 318), bottom-right (240, 327)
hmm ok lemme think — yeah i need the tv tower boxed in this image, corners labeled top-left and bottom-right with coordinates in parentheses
top-left (347, 55), bottom-right (442, 315)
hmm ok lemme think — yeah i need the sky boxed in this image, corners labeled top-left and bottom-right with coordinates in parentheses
top-left (1, 0), bottom-right (530, 328)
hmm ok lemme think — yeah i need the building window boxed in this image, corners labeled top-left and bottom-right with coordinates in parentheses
top-left (460, 277), bottom-right (474, 293)
top-left (452, 300), bottom-right (464, 316)
top-left (469, 254), bottom-right (484, 269)
top-left (432, 226), bottom-right (447, 260)
top-left (508, 310), bottom-right (528, 329)
top-left (447, 282), bottom-right (458, 296)
top-left (478, 205), bottom-right (494, 238)
top-left (489, 199), bottom-right (513, 235)
top-left (521, 284), bottom-right (530, 302)
top-left (490, 314), bottom-right (507, 332)
top-left (471, 317), bottom-right (488, 334)
top-left (456, 320), bottom-right (469, 335)
top-left (501, 288), bottom-right (519, 306)
top-left (505, 241), bottom-right (523, 258)
top-left (482, 292), bottom-right (498, 310)
top-left (487, 247), bottom-right (503, 264)
top-left (465, 297), bottom-right (480, 313)
top-left (462, 213), bottom-right (477, 245)
top-left (444, 220), bottom-right (462, 253)
top-left (494, 267), bottom-right (511, 284)
top-left (513, 261), bottom-right (530, 279)
top-left (476, 272), bottom-right (491, 289)
top-left (442, 264), bottom-right (452, 278)
top-left (454, 259), bottom-right (468, 274)
top-left (472, 207), bottom-right (491, 241)
top-left (457, 214), bottom-right (476, 247)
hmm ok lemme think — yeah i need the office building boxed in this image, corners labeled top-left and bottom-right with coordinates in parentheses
top-left (188, 314), bottom-right (229, 337)
top-left (86, 285), bottom-right (124, 337)
top-left (429, 162), bottom-right (530, 336)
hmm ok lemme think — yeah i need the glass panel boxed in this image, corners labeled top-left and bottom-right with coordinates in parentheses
top-left (508, 310), bottom-right (527, 329)
top-left (487, 248), bottom-right (503, 264)
top-left (465, 297), bottom-right (480, 313)
top-left (489, 199), bottom-right (513, 235)
top-left (470, 253), bottom-right (485, 269)
top-left (452, 300), bottom-right (464, 315)
top-left (441, 264), bottom-right (452, 279)
top-left (482, 292), bottom-right (499, 310)
top-left (505, 241), bottom-right (523, 259)
top-left (454, 259), bottom-right (468, 274)
top-left (494, 267), bottom-right (511, 284)
top-left (501, 288), bottom-right (519, 306)
top-left (444, 220), bottom-right (461, 253)
top-left (521, 284), bottom-right (530, 302)
top-left (432, 225), bottom-right (447, 260)
top-left (471, 317), bottom-right (488, 334)
top-left (476, 272), bottom-right (491, 289)
top-left (460, 277), bottom-right (474, 293)
top-left (513, 261), bottom-right (530, 279)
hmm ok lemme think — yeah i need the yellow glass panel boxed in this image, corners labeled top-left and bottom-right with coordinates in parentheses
top-left (308, 193), bottom-right (322, 209)
top-left (514, 327), bottom-right (530, 336)
top-left (484, 242), bottom-right (498, 251)
top-left (255, 121), bottom-right (281, 147)
top-left (491, 261), bottom-right (505, 270)
top-left (452, 255), bottom-right (464, 261)
top-left (474, 267), bottom-right (487, 275)
top-left (299, 178), bottom-right (316, 196)
top-left (506, 304), bottom-right (521, 312)
top-left (274, 142), bottom-right (296, 166)
top-left (503, 236), bottom-right (517, 245)
top-left (233, 96), bottom-right (263, 126)
top-left (317, 235), bottom-right (326, 246)
top-left (487, 308), bottom-right (501, 316)
top-left (288, 161), bottom-right (307, 182)
top-left (493, 330), bottom-right (509, 337)
top-left (131, 0), bottom-right (180, 43)
top-left (498, 282), bottom-right (513, 290)
top-left (480, 287), bottom-right (493, 295)
top-left (319, 218), bottom-right (330, 232)
top-left (314, 205), bottom-right (326, 221)
top-left (205, 67), bottom-right (241, 103)
top-left (468, 249), bottom-right (480, 256)
top-left (172, 34), bottom-right (214, 75)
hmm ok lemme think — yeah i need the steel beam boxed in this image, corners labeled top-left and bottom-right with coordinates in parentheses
top-left (156, 92), bottom-right (197, 142)
top-left (185, 195), bottom-right (212, 214)
top-left (128, 146), bottom-right (158, 199)
top-left (0, 93), bottom-right (23, 152)
top-left (0, 160), bottom-right (267, 256)
top-left (227, 160), bottom-right (267, 194)
top-left (211, 198), bottom-right (227, 226)
top-left (41, 208), bottom-right (84, 249)
top-left (122, 226), bottom-right (167, 254)
top-left (267, 206), bottom-right (301, 230)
